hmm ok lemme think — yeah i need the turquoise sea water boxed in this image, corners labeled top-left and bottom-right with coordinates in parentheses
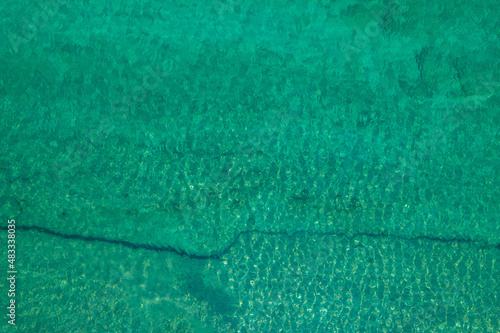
top-left (0, 0), bottom-right (499, 332)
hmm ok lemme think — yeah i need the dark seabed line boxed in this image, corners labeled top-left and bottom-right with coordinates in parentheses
top-left (1, 225), bottom-right (499, 260)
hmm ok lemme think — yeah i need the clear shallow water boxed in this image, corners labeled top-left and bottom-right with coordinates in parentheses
top-left (1, 0), bottom-right (499, 332)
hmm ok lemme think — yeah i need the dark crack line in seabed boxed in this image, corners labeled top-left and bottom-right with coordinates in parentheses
top-left (2, 225), bottom-right (500, 259)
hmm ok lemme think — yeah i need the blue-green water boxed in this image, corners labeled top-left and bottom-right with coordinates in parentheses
top-left (0, 0), bottom-right (499, 332)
